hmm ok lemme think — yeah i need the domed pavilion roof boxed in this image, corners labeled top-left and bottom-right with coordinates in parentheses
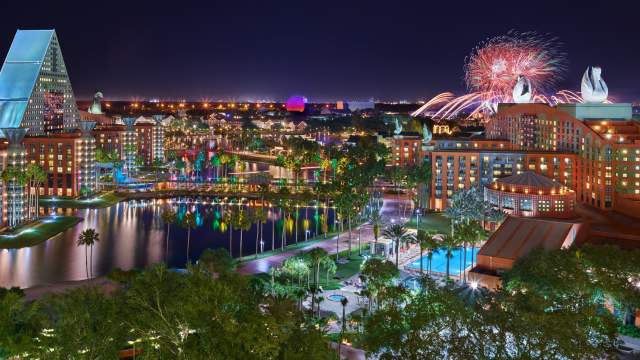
top-left (496, 171), bottom-right (562, 189)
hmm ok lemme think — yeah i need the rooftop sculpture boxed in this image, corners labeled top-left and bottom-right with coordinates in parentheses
top-left (393, 118), bottom-right (403, 135)
top-left (88, 92), bottom-right (104, 114)
top-left (422, 123), bottom-right (432, 143)
top-left (581, 66), bottom-right (608, 103)
top-left (512, 75), bottom-right (532, 103)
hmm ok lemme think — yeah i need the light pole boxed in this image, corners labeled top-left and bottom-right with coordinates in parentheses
top-left (415, 208), bottom-right (421, 231)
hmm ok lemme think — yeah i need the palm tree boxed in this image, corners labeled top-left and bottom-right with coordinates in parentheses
top-left (444, 201), bottom-right (462, 237)
top-left (210, 154), bottom-right (221, 180)
top-left (425, 240), bottom-right (441, 276)
top-left (414, 230), bottom-right (439, 274)
top-left (237, 208), bottom-right (252, 259)
top-left (175, 159), bottom-right (186, 189)
top-left (181, 212), bottom-right (197, 264)
top-left (34, 165), bottom-right (47, 219)
top-left (77, 228), bottom-right (99, 278)
top-left (236, 161), bottom-right (247, 190)
top-left (2, 166), bottom-right (28, 227)
top-left (440, 234), bottom-right (459, 281)
top-left (253, 207), bottom-right (266, 258)
top-left (368, 211), bottom-right (384, 256)
top-left (305, 247), bottom-right (331, 288)
top-left (320, 158), bottom-right (331, 184)
top-left (224, 207), bottom-right (235, 255)
top-left (219, 152), bottom-right (231, 179)
top-left (254, 176), bottom-right (270, 257)
top-left (294, 287), bottom-right (307, 311)
top-left (467, 222), bottom-right (486, 268)
top-left (323, 257), bottom-right (337, 286)
top-left (25, 163), bottom-right (46, 220)
top-left (382, 224), bottom-right (415, 269)
top-left (337, 295), bottom-right (349, 358)
top-left (293, 202), bottom-right (300, 244)
top-left (487, 208), bottom-right (506, 230)
top-left (271, 208), bottom-right (276, 252)
top-left (308, 285), bottom-right (319, 317)
top-left (161, 209), bottom-right (177, 261)
top-left (455, 222), bottom-right (475, 283)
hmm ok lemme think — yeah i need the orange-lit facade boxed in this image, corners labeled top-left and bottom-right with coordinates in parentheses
top-left (429, 149), bottom-right (578, 211)
top-left (392, 134), bottom-right (421, 167)
top-left (487, 103), bottom-right (640, 212)
top-left (8, 123), bottom-right (157, 198)
top-left (22, 130), bottom-right (97, 197)
top-left (24, 134), bottom-right (78, 196)
top-left (414, 103), bottom-right (640, 215)
top-left (94, 124), bottom-right (155, 165)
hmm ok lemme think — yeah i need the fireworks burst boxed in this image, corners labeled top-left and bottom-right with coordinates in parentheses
top-left (465, 31), bottom-right (567, 108)
top-left (412, 31), bottom-right (577, 119)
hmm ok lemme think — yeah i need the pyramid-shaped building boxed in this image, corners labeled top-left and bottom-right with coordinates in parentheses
top-left (0, 29), bottom-right (79, 135)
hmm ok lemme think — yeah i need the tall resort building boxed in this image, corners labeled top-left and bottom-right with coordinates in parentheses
top-left (0, 29), bottom-right (79, 135)
top-left (0, 30), bottom-right (92, 226)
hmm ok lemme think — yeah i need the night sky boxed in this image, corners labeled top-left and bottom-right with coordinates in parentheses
top-left (1, 1), bottom-right (638, 102)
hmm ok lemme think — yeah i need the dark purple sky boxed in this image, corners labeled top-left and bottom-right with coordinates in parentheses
top-left (1, 0), bottom-right (638, 102)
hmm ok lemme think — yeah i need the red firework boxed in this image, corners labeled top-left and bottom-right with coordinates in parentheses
top-left (464, 31), bottom-right (566, 105)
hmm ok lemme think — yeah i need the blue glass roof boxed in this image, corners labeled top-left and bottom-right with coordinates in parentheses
top-left (0, 30), bottom-right (54, 129)
top-left (5, 30), bottom-right (53, 63)
top-left (0, 63), bottom-right (42, 100)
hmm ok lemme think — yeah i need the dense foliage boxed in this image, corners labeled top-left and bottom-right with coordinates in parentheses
top-left (0, 262), bottom-right (334, 359)
top-left (360, 244), bottom-right (640, 359)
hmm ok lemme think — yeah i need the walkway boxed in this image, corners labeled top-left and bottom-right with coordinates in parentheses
top-left (238, 195), bottom-right (413, 275)
top-left (238, 224), bottom-right (373, 274)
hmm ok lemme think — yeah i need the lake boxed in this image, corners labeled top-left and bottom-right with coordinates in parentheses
top-left (0, 198), bottom-right (335, 288)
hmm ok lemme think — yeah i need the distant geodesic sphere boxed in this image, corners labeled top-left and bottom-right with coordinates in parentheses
top-left (286, 96), bottom-right (307, 112)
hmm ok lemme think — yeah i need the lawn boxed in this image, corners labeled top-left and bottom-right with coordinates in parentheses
top-left (0, 216), bottom-right (83, 249)
top-left (252, 247), bottom-right (367, 291)
top-left (40, 192), bottom-right (126, 209)
top-left (404, 212), bottom-right (451, 234)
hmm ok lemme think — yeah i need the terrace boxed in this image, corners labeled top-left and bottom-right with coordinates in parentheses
top-left (586, 120), bottom-right (640, 144)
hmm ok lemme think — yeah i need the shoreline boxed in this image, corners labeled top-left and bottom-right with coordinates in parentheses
top-left (0, 215), bottom-right (83, 249)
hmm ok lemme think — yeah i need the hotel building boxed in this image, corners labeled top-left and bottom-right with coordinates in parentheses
top-left (93, 123), bottom-right (155, 166)
top-left (394, 102), bottom-right (640, 216)
top-left (486, 103), bottom-right (640, 213)
top-left (23, 125), bottom-right (97, 197)
top-left (0, 29), bottom-right (165, 228)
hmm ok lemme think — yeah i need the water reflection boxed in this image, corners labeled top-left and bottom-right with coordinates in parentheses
top-left (0, 199), bottom-right (335, 288)
top-left (204, 161), bottom-right (319, 182)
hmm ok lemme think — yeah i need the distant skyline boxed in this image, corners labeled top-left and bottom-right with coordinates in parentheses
top-left (1, 1), bottom-right (639, 102)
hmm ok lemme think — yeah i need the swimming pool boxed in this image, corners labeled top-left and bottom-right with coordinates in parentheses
top-left (407, 247), bottom-right (479, 275)
top-left (328, 294), bottom-right (347, 302)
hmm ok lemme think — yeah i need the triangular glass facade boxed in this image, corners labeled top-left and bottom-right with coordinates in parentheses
top-left (0, 30), bottom-right (79, 135)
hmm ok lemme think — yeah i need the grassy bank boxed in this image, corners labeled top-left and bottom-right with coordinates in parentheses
top-left (237, 229), bottom-right (341, 263)
top-left (237, 221), bottom-right (366, 263)
top-left (40, 192), bottom-right (126, 209)
top-left (0, 216), bottom-right (83, 249)
top-left (404, 212), bottom-right (451, 234)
